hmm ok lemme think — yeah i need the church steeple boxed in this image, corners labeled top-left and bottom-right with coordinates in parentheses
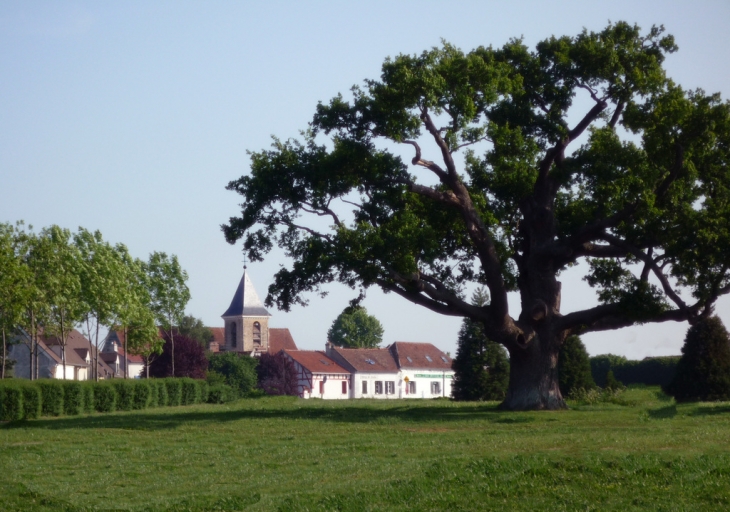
top-left (221, 270), bottom-right (271, 355)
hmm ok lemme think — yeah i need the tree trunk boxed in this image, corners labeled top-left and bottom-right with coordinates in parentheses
top-left (501, 330), bottom-right (566, 411)
top-left (170, 322), bottom-right (175, 378)
top-left (123, 327), bottom-right (128, 379)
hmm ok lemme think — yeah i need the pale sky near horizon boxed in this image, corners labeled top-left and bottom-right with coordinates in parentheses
top-left (2, 1), bottom-right (729, 358)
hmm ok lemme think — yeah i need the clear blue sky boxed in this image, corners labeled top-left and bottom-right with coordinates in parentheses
top-left (2, 1), bottom-right (729, 357)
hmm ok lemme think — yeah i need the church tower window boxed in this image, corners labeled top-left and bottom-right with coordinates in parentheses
top-left (230, 322), bottom-right (237, 347)
top-left (253, 322), bottom-right (261, 346)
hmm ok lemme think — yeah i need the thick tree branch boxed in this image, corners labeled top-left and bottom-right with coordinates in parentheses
top-left (402, 140), bottom-right (449, 181)
top-left (420, 108), bottom-right (459, 179)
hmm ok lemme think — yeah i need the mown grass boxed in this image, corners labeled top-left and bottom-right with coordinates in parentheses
top-left (1, 386), bottom-right (729, 511)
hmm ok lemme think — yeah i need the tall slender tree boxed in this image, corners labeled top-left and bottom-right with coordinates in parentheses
top-left (0, 223), bottom-right (31, 379)
top-left (145, 252), bottom-right (190, 378)
top-left (75, 228), bottom-right (129, 380)
top-left (32, 226), bottom-right (84, 379)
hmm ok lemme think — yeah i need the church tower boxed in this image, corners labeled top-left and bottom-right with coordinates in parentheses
top-left (221, 270), bottom-right (271, 356)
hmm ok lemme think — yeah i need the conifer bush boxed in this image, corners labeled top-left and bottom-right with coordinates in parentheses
top-left (21, 382), bottom-right (42, 419)
top-left (665, 316), bottom-right (730, 402)
top-left (165, 378), bottom-right (182, 406)
top-left (62, 381), bottom-right (84, 416)
top-left (558, 335), bottom-right (596, 396)
top-left (0, 383), bottom-right (23, 421)
top-left (94, 383), bottom-right (116, 413)
top-left (604, 370), bottom-right (624, 391)
top-left (38, 380), bottom-right (64, 416)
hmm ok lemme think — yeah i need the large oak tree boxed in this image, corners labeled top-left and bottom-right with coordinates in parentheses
top-left (224, 23), bottom-right (730, 410)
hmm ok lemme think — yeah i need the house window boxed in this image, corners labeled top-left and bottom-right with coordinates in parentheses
top-left (408, 381), bottom-right (416, 394)
top-left (230, 322), bottom-right (237, 347)
top-left (253, 322), bottom-right (261, 346)
top-left (385, 381), bottom-right (395, 395)
top-left (362, 381), bottom-right (368, 394)
top-left (319, 381), bottom-right (324, 395)
top-left (375, 381), bottom-right (383, 395)
top-left (431, 381), bottom-right (441, 395)
top-left (342, 381), bottom-right (348, 394)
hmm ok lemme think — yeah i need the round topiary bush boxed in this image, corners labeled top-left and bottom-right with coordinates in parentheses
top-left (664, 316), bottom-right (730, 402)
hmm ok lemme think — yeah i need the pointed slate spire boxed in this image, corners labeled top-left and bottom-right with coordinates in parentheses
top-left (221, 270), bottom-right (271, 318)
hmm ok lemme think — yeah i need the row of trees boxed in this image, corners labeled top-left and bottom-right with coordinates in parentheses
top-left (0, 222), bottom-right (190, 380)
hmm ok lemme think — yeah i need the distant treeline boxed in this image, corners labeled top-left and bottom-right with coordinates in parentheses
top-left (590, 355), bottom-right (680, 388)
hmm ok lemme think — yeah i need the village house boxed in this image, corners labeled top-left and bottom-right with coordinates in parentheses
top-left (100, 331), bottom-right (146, 378)
top-left (283, 350), bottom-right (351, 399)
top-left (8, 328), bottom-right (117, 380)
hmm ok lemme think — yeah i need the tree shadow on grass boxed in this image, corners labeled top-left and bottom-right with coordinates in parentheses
top-left (0, 400), bottom-right (515, 432)
top-left (689, 404), bottom-right (730, 417)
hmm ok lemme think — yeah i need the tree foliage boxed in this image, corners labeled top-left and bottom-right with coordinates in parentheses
top-left (256, 352), bottom-right (298, 396)
top-left (176, 315), bottom-right (213, 347)
top-left (664, 316), bottom-right (730, 402)
top-left (224, 23), bottom-right (730, 410)
top-left (452, 289), bottom-right (509, 401)
top-left (327, 306), bottom-right (384, 348)
top-left (148, 333), bottom-right (208, 379)
top-left (207, 352), bottom-right (258, 396)
top-left (558, 335), bottom-right (596, 396)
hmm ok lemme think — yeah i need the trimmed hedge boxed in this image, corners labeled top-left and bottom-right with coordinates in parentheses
top-left (165, 379), bottom-right (183, 407)
top-left (94, 383), bottom-right (116, 413)
top-left (62, 381), bottom-right (84, 416)
top-left (591, 355), bottom-right (680, 387)
top-left (132, 381), bottom-right (151, 410)
top-left (38, 380), bottom-right (64, 417)
top-left (0, 377), bottom-right (225, 422)
top-left (21, 383), bottom-right (42, 420)
top-left (112, 380), bottom-right (135, 411)
top-left (181, 378), bottom-right (201, 405)
top-left (0, 384), bottom-right (24, 421)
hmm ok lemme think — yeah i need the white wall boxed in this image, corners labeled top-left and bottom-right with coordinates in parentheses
top-left (53, 364), bottom-right (77, 380)
top-left (310, 374), bottom-right (350, 400)
top-left (352, 372), bottom-right (402, 399)
top-left (127, 362), bottom-right (144, 378)
top-left (400, 371), bottom-right (454, 399)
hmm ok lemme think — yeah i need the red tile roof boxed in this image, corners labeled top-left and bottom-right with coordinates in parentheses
top-left (284, 350), bottom-right (349, 374)
top-left (210, 327), bottom-right (225, 344)
top-left (389, 342), bottom-right (452, 370)
top-left (269, 328), bottom-right (298, 353)
top-left (328, 346), bottom-right (399, 373)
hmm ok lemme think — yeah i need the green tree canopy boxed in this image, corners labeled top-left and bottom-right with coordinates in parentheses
top-left (327, 306), bottom-right (384, 348)
top-left (665, 316), bottom-right (730, 402)
top-left (176, 315), bottom-right (213, 348)
top-left (558, 335), bottom-right (596, 396)
top-left (224, 23), bottom-right (730, 410)
top-left (452, 288), bottom-right (509, 401)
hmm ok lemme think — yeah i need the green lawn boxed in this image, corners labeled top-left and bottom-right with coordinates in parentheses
top-left (1, 387), bottom-right (729, 511)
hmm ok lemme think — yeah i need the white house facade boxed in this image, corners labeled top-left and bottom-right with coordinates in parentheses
top-left (284, 350), bottom-right (351, 399)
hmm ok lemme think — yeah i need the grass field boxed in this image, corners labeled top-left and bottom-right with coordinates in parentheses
top-left (1, 386), bottom-right (729, 511)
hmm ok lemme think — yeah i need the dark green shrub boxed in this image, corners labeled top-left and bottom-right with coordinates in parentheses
top-left (558, 335), bottom-right (596, 396)
top-left (62, 381), bottom-right (84, 416)
top-left (132, 380), bottom-right (151, 410)
top-left (81, 383), bottom-right (94, 413)
top-left (165, 378), bottom-right (182, 407)
top-left (21, 383), bottom-right (42, 420)
top-left (156, 380), bottom-right (168, 407)
top-left (451, 289), bottom-right (509, 401)
top-left (181, 378), bottom-right (201, 405)
top-left (38, 380), bottom-right (64, 417)
top-left (0, 384), bottom-right (23, 421)
top-left (147, 379), bottom-right (159, 408)
top-left (665, 316), bottom-right (730, 402)
top-left (207, 384), bottom-right (237, 404)
top-left (208, 352), bottom-right (258, 397)
top-left (197, 380), bottom-right (209, 403)
top-left (605, 370), bottom-right (624, 391)
top-left (591, 354), bottom-right (680, 387)
top-left (112, 380), bottom-right (135, 411)
top-left (94, 383), bottom-right (116, 413)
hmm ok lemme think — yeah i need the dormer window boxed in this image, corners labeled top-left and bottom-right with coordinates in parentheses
top-left (425, 355), bottom-right (433, 362)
